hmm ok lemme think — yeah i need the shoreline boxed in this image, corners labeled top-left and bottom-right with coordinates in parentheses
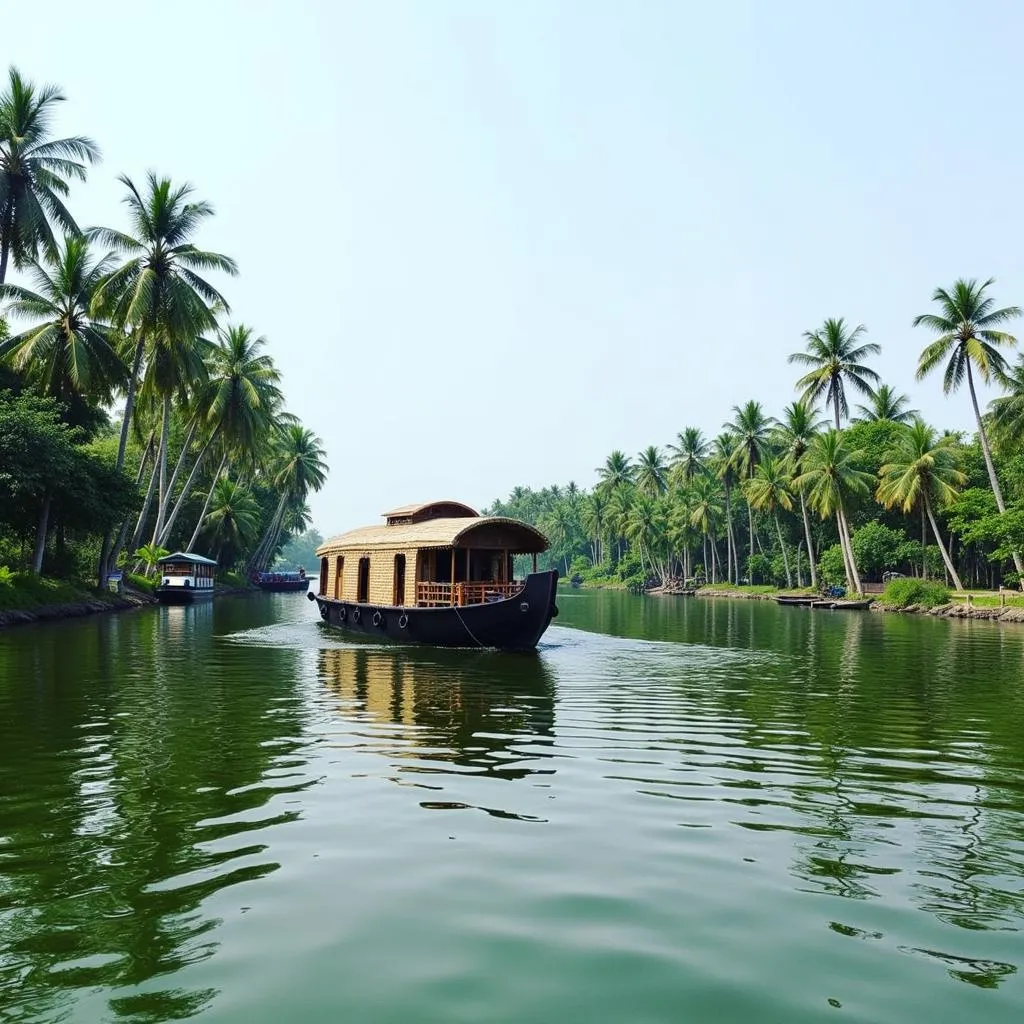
top-left (0, 582), bottom-right (262, 631)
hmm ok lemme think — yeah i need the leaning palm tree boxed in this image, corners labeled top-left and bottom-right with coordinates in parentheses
top-left (724, 401), bottom-right (774, 573)
top-left (877, 420), bottom-right (966, 591)
top-left (789, 317), bottom-right (881, 430)
top-left (580, 490), bottom-right (609, 565)
top-left (667, 427), bottom-right (708, 486)
top-left (744, 457), bottom-right (795, 588)
top-left (201, 477), bottom-right (261, 565)
top-left (0, 235), bottom-right (124, 422)
top-left (157, 324), bottom-right (282, 548)
top-left (635, 445), bottom-right (668, 497)
top-left (777, 399), bottom-right (826, 588)
top-left (794, 430), bottom-right (875, 594)
top-left (247, 425), bottom-right (328, 573)
top-left (854, 384), bottom-right (919, 423)
top-left (914, 278), bottom-right (1021, 574)
top-left (91, 172), bottom-right (237, 578)
top-left (0, 67), bottom-right (100, 283)
top-left (710, 431), bottom-right (740, 583)
top-left (595, 449), bottom-right (634, 493)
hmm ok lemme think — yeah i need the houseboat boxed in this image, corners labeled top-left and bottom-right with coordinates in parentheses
top-left (254, 568), bottom-right (309, 592)
top-left (155, 552), bottom-right (217, 604)
top-left (310, 500), bottom-right (558, 651)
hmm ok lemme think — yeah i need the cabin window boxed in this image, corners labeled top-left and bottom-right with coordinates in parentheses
top-left (334, 556), bottom-right (344, 600)
top-left (357, 557), bottom-right (370, 604)
top-left (393, 554), bottom-right (406, 606)
top-left (319, 558), bottom-right (328, 594)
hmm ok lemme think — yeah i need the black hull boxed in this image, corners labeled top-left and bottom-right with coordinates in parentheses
top-left (256, 579), bottom-right (310, 593)
top-left (311, 570), bottom-right (559, 651)
top-left (156, 587), bottom-right (215, 605)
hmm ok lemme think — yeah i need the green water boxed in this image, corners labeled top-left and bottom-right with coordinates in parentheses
top-left (2, 590), bottom-right (1024, 1023)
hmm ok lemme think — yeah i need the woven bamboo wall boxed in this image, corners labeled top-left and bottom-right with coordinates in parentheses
top-left (321, 546), bottom-right (425, 605)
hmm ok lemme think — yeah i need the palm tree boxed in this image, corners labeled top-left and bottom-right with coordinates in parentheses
top-left (606, 483), bottom-right (635, 563)
top-left (794, 430), bottom-right (875, 594)
top-left (580, 490), bottom-right (609, 565)
top-left (635, 445), bottom-right (668, 497)
top-left (0, 67), bottom-right (100, 283)
top-left (789, 317), bottom-right (881, 429)
top-left (877, 420), bottom-right (966, 591)
top-left (158, 324), bottom-right (282, 548)
top-left (990, 355), bottom-right (1024, 447)
top-left (854, 384), bottom-right (918, 423)
top-left (711, 431), bottom-right (740, 583)
top-left (596, 449), bottom-right (634, 492)
top-left (540, 500), bottom-right (577, 575)
top-left (687, 475), bottom-right (724, 583)
top-left (913, 278), bottom-right (1022, 575)
top-left (744, 456), bottom-right (794, 588)
top-left (91, 172), bottom-right (237, 578)
top-left (725, 401), bottom-right (774, 574)
top-left (247, 425), bottom-right (328, 572)
top-left (667, 427), bottom-right (708, 486)
top-left (201, 478), bottom-right (261, 564)
top-left (777, 400), bottom-right (826, 588)
top-left (0, 235), bottom-right (124, 424)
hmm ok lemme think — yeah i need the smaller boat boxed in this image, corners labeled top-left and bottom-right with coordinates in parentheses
top-left (254, 569), bottom-right (310, 593)
top-left (811, 598), bottom-right (874, 610)
top-left (775, 595), bottom-right (815, 606)
top-left (156, 552), bottom-right (217, 604)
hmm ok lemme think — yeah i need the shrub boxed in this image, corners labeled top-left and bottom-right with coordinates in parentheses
top-left (746, 553), bottom-right (772, 585)
top-left (881, 577), bottom-right (950, 609)
top-left (817, 544), bottom-right (847, 589)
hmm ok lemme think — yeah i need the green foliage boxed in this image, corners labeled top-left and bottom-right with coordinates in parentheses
top-left (818, 544), bottom-right (848, 588)
top-left (134, 544), bottom-right (169, 576)
top-left (881, 578), bottom-right (951, 609)
top-left (277, 528), bottom-right (323, 571)
top-left (126, 571), bottom-right (155, 594)
top-left (851, 522), bottom-right (907, 580)
top-left (0, 571), bottom-right (95, 610)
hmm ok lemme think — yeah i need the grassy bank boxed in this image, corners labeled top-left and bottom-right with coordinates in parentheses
top-left (0, 571), bottom-right (99, 611)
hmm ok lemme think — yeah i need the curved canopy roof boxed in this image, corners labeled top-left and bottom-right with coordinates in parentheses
top-left (317, 516), bottom-right (548, 555)
top-left (382, 500), bottom-right (479, 524)
top-left (159, 551), bottom-right (218, 566)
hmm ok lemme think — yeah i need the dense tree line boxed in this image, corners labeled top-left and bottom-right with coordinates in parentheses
top-left (0, 67), bottom-right (327, 584)
top-left (489, 291), bottom-right (1024, 595)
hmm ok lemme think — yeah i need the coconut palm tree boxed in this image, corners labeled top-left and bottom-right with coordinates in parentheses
top-left (990, 354), bottom-right (1024, 447)
top-left (913, 278), bottom-right (1021, 575)
top-left (743, 456), bottom-right (794, 588)
top-left (540, 500), bottom-right (577, 575)
top-left (247, 425), bottom-right (328, 573)
top-left (854, 384), bottom-right (918, 423)
top-left (580, 490), bottom-right (609, 565)
top-left (777, 400), bottom-right (826, 588)
top-left (158, 324), bottom-right (282, 548)
top-left (201, 478), bottom-right (261, 564)
top-left (0, 67), bottom-right (100, 284)
top-left (725, 401), bottom-right (774, 574)
top-left (90, 172), bottom-right (237, 578)
top-left (687, 475), bottom-right (724, 583)
top-left (635, 445), bottom-right (668, 497)
top-left (595, 450), bottom-right (634, 493)
top-left (606, 483), bottom-right (635, 563)
top-left (711, 431), bottom-right (740, 583)
top-left (877, 420), bottom-right (966, 591)
top-left (667, 427), bottom-right (708, 486)
top-left (789, 317), bottom-right (881, 430)
top-left (0, 235), bottom-right (124, 426)
top-left (794, 430), bottom-right (875, 594)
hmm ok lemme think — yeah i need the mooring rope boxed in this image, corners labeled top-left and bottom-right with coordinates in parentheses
top-left (454, 606), bottom-right (485, 648)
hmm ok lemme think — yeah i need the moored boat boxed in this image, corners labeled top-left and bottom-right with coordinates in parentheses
top-left (775, 595), bottom-right (816, 606)
top-left (310, 500), bottom-right (558, 651)
top-left (155, 552), bottom-right (217, 604)
top-left (254, 569), bottom-right (309, 592)
top-left (811, 598), bottom-right (874, 610)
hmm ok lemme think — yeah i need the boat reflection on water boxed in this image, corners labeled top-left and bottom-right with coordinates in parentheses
top-left (318, 646), bottom-right (557, 782)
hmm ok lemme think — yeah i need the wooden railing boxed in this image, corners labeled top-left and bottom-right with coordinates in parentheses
top-left (415, 581), bottom-right (523, 607)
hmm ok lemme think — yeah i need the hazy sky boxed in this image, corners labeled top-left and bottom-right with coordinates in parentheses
top-left (6, 1), bottom-right (1024, 530)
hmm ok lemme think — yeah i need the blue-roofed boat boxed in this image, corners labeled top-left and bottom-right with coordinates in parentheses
top-left (156, 552), bottom-right (217, 604)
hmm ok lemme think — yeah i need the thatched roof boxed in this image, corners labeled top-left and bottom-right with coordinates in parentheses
top-left (317, 516), bottom-right (548, 555)
top-left (382, 500), bottom-right (479, 524)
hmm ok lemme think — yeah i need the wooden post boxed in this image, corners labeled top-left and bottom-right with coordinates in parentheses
top-left (532, 552), bottom-right (537, 573)
top-left (450, 547), bottom-right (456, 606)
top-left (501, 549), bottom-right (507, 583)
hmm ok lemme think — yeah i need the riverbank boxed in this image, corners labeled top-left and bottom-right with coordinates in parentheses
top-left (0, 587), bottom-right (155, 629)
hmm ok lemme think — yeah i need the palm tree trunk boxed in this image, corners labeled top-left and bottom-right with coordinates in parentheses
top-left (838, 506), bottom-right (862, 594)
top-left (966, 360), bottom-right (1024, 575)
top-left (151, 393), bottom-right (172, 544)
top-left (0, 201), bottom-right (13, 285)
top-left (129, 450), bottom-right (161, 555)
top-left (835, 512), bottom-right (855, 590)
top-left (186, 452), bottom-right (229, 552)
top-left (924, 492), bottom-right (964, 592)
top-left (158, 429), bottom-right (220, 548)
top-left (799, 490), bottom-right (818, 588)
top-left (834, 397), bottom-right (841, 432)
top-left (775, 514), bottom-right (792, 588)
top-left (920, 501), bottom-right (928, 579)
top-left (153, 417), bottom-right (198, 542)
top-left (746, 501), bottom-right (754, 581)
top-left (31, 494), bottom-right (51, 575)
